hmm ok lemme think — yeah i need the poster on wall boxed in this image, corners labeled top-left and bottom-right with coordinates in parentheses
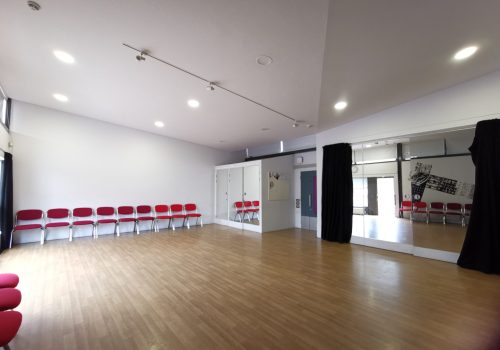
top-left (268, 172), bottom-right (289, 201)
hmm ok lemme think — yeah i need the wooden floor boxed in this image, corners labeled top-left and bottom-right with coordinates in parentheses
top-left (1, 225), bottom-right (499, 350)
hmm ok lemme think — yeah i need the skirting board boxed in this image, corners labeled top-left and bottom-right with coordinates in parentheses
top-left (412, 246), bottom-right (459, 263)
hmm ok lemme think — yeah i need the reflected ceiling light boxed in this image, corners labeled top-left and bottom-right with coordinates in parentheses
top-left (292, 122), bottom-right (299, 128)
top-left (187, 99), bottom-right (200, 108)
top-left (334, 100), bottom-right (348, 111)
top-left (206, 82), bottom-right (215, 91)
top-left (453, 46), bottom-right (478, 61)
top-left (53, 50), bottom-right (75, 64)
top-left (365, 144), bottom-right (372, 148)
top-left (53, 93), bottom-right (68, 102)
top-left (256, 55), bottom-right (273, 66)
top-left (154, 121), bottom-right (164, 128)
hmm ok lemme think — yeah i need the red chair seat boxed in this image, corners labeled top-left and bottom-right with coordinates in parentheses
top-left (72, 220), bottom-right (94, 226)
top-left (0, 289), bottom-right (22, 311)
top-left (0, 311), bottom-right (22, 347)
top-left (0, 274), bottom-right (19, 289)
top-left (399, 208), bottom-right (412, 212)
top-left (246, 209), bottom-right (258, 212)
top-left (156, 215), bottom-right (172, 220)
top-left (13, 223), bottom-right (42, 231)
top-left (137, 216), bottom-right (154, 221)
top-left (97, 219), bottom-right (117, 224)
top-left (429, 210), bottom-right (444, 214)
top-left (414, 210), bottom-right (427, 214)
top-left (45, 222), bottom-right (70, 228)
top-left (186, 213), bottom-right (201, 218)
top-left (119, 218), bottom-right (136, 223)
top-left (172, 214), bottom-right (186, 219)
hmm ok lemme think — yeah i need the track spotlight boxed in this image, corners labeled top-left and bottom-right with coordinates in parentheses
top-left (136, 51), bottom-right (147, 62)
top-left (206, 82), bottom-right (215, 91)
top-left (292, 122), bottom-right (299, 128)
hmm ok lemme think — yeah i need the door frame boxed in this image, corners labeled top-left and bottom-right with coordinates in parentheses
top-left (294, 166), bottom-right (317, 228)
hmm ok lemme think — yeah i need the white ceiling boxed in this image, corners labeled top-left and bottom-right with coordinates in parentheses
top-left (1, 0), bottom-right (500, 151)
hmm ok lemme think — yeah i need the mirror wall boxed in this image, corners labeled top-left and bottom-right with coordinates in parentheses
top-left (215, 161), bottom-right (262, 232)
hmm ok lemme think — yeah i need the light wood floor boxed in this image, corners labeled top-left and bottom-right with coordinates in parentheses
top-left (1, 225), bottom-right (499, 350)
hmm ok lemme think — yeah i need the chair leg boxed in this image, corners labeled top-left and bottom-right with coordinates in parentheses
top-left (135, 221), bottom-right (139, 235)
top-left (94, 224), bottom-right (98, 239)
top-left (442, 215), bottom-right (446, 225)
top-left (41, 229), bottom-right (46, 245)
top-left (151, 220), bottom-right (155, 232)
top-left (186, 218), bottom-right (190, 229)
top-left (200, 217), bottom-right (203, 227)
top-left (9, 229), bottom-right (14, 248)
top-left (69, 226), bottom-right (73, 242)
top-left (116, 223), bottom-right (120, 237)
top-left (5, 343), bottom-right (12, 350)
top-left (172, 219), bottom-right (176, 231)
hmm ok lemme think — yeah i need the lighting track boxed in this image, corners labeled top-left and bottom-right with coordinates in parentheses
top-left (122, 43), bottom-right (297, 124)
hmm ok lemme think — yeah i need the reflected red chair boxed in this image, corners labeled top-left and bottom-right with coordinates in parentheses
top-left (0, 274), bottom-right (18, 289)
top-left (72, 207), bottom-right (95, 240)
top-left (136, 205), bottom-right (155, 234)
top-left (185, 203), bottom-right (202, 228)
top-left (251, 200), bottom-right (260, 220)
top-left (10, 209), bottom-right (45, 248)
top-left (0, 311), bottom-right (22, 349)
top-left (170, 204), bottom-right (187, 230)
top-left (233, 201), bottom-right (248, 222)
top-left (0, 289), bottom-right (21, 311)
top-left (413, 201), bottom-right (429, 223)
top-left (463, 203), bottom-right (472, 226)
top-left (446, 203), bottom-right (464, 226)
top-left (154, 205), bottom-right (172, 232)
top-left (45, 208), bottom-right (72, 242)
top-left (117, 206), bottom-right (137, 236)
top-left (429, 202), bottom-right (445, 224)
top-left (243, 201), bottom-right (257, 221)
top-left (95, 207), bottom-right (117, 238)
top-left (399, 201), bottom-right (413, 220)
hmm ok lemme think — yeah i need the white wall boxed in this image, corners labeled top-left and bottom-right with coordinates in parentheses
top-left (316, 70), bottom-right (500, 237)
top-left (10, 101), bottom-right (242, 242)
top-left (261, 155), bottom-right (295, 232)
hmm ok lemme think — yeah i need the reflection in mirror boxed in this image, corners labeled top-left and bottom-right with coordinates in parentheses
top-left (243, 165), bottom-right (260, 225)
top-left (351, 145), bottom-right (365, 238)
top-left (229, 167), bottom-right (244, 223)
top-left (410, 128), bottom-right (475, 253)
top-left (216, 169), bottom-right (229, 220)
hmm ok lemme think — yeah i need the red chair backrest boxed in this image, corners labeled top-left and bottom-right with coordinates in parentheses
top-left (447, 203), bottom-right (462, 211)
top-left (464, 203), bottom-right (472, 211)
top-left (137, 205), bottom-right (152, 214)
top-left (252, 201), bottom-right (260, 207)
top-left (401, 201), bottom-right (412, 208)
top-left (430, 202), bottom-right (444, 209)
top-left (97, 207), bottom-right (115, 216)
top-left (117, 206), bottom-right (134, 215)
top-left (184, 203), bottom-right (197, 212)
top-left (170, 204), bottom-right (183, 213)
top-left (17, 209), bottom-right (43, 221)
top-left (234, 201), bottom-right (244, 208)
top-left (413, 201), bottom-right (427, 209)
top-left (243, 201), bottom-right (252, 208)
top-left (73, 207), bottom-right (93, 218)
top-left (47, 208), bottom-right (70, 219)
top-left (155, 205), bottom-right (169, 214)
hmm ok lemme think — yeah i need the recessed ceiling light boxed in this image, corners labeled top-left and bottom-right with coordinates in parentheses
top-left (256, 55), bottom-right (273, 66)
top-left (187, 99), bottom-right (200, 108)
top-left (365, 144), bottom-right (372, 148)
top-left (154, 121), bottom-right (164, 128)
top-left (261, 128), bottom-right (270, 131)
top-left (53, 50), bottom-right (75, 64)
top-left (334, 100), bottom-right (348, 111)
top-left (306, 124), bottom-right (313, 128)
top-left (53, 93), bottom-right (68, 102)
top-left (453, 46), bottom-right (478, 61)
top-left (219, 140), bottom-right (225, 143)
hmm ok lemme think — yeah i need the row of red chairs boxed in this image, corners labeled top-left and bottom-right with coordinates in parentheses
top-left (0, 273), bottom-right (22, 349)
top-left (234, 201), bottom-right (260, 222)
top-left (10, 204), bottom-right (202, 248)
top-left (400, 201), bottom-right (472, 226)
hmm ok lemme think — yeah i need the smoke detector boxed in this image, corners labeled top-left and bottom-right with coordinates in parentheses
top-left (27, 1), bottom-right (41, 11)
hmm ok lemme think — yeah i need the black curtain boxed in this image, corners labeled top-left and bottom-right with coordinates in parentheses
top-left (458, 119), bottom-right (500, 274)
top-left (321, 143), bottom-right (353, 242)
top-left (0, 152), bottom-right (13, 253)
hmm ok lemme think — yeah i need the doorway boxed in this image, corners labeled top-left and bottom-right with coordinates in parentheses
top-left (377, 177), bottom-right (396, 217)
top-left (300, 170), bottom-right (317, 231)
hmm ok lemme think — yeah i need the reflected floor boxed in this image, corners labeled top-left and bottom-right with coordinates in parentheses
top-left (352, 215), bottom-right (466, 252)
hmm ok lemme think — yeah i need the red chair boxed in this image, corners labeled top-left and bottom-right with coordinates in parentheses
top-left (399, 201), bottom-right (413, 220)
top-left (0, 311), bottom-right (22, 349)
top-left (243, 201), bottom-right (257, 221)
top-left (170, 204), bottom-right (187, 230)
top-left (72, 207), bottom-right (96, 240)
top-left (0, 289), bottom-right (21, 312)
top-left (136, 205), bottom-right (155, 234)
top-left (154, 205), bottom-right (172, 232)
top-left (233, 201), bottom-right (248, 222)
top-left (185, 203), bottom-right (202, 228)
top-left (45, 208), bottom-right (72, 242)
top-left (463, 203), bottom-right (472, 226)
top-left (95, 207), bottom-right (117, 238)
top-left (446, 203), bottom-right (464, 226)
top-left (428, 202), bottom-right (445, 224)
top-left (117, 206), bottom-right (137, 235)
top-left (251, 200), bottom-right (260, 220)
top-left (10, 209), bottom-right (45, 248)
top-left (0, 274), bottom-right (19, 289)
top-left (413, 201), bottom-right (429, 223)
